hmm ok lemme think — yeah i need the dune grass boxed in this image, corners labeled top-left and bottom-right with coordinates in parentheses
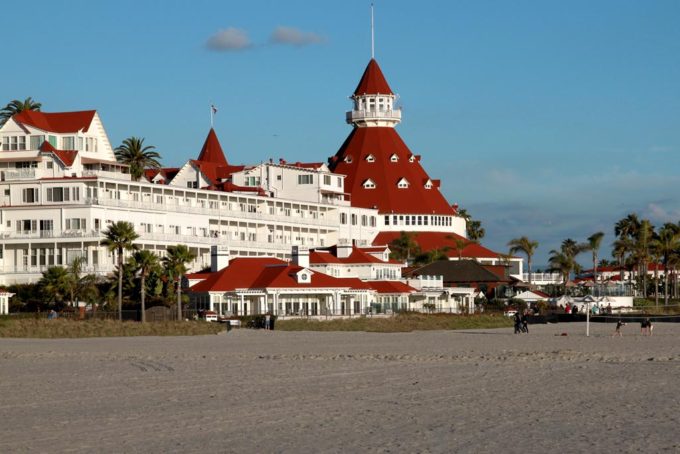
top-left (276, 313), bottom-right (513, 332)
top-left (0, 318), bottom-right (225, 338)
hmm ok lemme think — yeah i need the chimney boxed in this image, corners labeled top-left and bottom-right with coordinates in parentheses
top-left (211, 245), bottom-right (230, 272)
top-left (291, 245), bottom-right (309, 268)
top-left (336, 241), bottom-right (353, 259)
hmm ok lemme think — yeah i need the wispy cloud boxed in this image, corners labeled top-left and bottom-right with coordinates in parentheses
top-left (206, 28), bottom-right (252, 51)
top-left (269, 26), bottom-right (325, 46)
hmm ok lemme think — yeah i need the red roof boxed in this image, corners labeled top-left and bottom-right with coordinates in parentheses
top-left (309, 250), bottom-right (343, 264)
top-left (13, 110), bottom-right (96, 133)
top-left (145, 167), bottom-right (180, 182)
top-left (207, 181), bottom-right (266, 195)
top-left (329, 127), bottom-right (456, 215)
top-left (39, 141), bottom-right (78, 166)
top-left (309, 246), bottom-right (401, 266)
top-left (372, 231), bottom-right (501, 259)
top-left (367, 280), bottom-right (416, 294)
top-left (190, 257), bottom-right (371, 292)
top-left (197, 128), bottom-right (228, 166)
top-left (353, 59), bottom-right (394, 96)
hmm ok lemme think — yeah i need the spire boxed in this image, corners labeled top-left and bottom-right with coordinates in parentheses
top-left (346, 59), bottom-right (400, 127)
top-left (353, 59), bottom-right (394, 96)
top-left (197, 128), bottom-right (228, 166)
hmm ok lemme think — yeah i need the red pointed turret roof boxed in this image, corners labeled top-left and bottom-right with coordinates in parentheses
top-left (329, 127), bottom-right (455, 215)
top-left (353, 59), bottom-right (393, 96)
top-left (197, 128), bottom-right (228, 166)
top-left (13, 110), bottom-right (96, 133)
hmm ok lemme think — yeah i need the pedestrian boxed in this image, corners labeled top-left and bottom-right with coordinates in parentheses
top-left (521, 310), bottom-right (529, 334)
top-left (606, 303), bottom-right (612, 315)
top-left (613, 319), bottom-right (626, 337)
top-left (514, 311), bottom-right (522, 334)
top-left (265, 313), bottom-right (271, 330)
top-left (565, 303), bottom-right (571, 314)
top-left (641, 318), bottom-right (653, 336)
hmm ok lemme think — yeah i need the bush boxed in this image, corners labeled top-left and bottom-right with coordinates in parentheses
top-left (236, 314), bottom-right (277, 329)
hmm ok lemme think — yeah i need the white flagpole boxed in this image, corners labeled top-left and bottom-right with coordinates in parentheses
top-left (210, 103), bottom-right (214, 128)
top-left (371, 3), bottom-right (375, 59)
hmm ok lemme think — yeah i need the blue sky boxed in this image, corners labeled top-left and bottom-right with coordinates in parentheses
top-left (4, 0), bottom-right (680, 266)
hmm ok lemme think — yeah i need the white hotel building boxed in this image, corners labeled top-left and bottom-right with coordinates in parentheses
top-left (0, 57), bottom-right (521, 288)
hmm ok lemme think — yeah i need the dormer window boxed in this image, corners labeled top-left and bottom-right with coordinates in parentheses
top-left (397, 178), bottom-right (409, 189)
top-left (408, 155), bottom-right (415, 163)
top-left (390, 154), bottom-right (399, 162)
top-left (365, 154), bottom-right (375, 163)
top-left (424, 179), bottom-right (433, 189)
top-left (344, 156), bottom-right (353, 163)
top-left (363, 179), bottom-right (376, 189)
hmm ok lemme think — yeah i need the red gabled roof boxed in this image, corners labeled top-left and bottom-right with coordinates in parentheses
top-left (39, 141), bottom-right (78, 167)
top-left (207, 181), bottom-right (266, 196)
top-left (353, 59), bottom-right (393, 96)
top-left (13, 110), bottom-right (96, 133)
top-left (309, 250), bottom-right (343, 264)
top-left (372, 231), bottom-right (501, 259)
top-left (145, 167), bottom-right (180, 182)
top-left (366, 280), bottom-right (416, 294)
top-left (190, 257), bottom-right (371, 292)
top-left (329, 127), bottom-right (456, 215)
top-left (197, 128), bottom-right (228, 166)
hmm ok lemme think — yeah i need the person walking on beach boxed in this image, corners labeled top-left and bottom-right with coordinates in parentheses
top-left (613, 320), bottom-right (626, 337)
top-left (641, 318), bottom-right (653, 336)
top-left (521, 310), bottom-right (529, 334)
top-left (514, 311), bottom-right (522, 334)
top-left (265, 313), bottom-right (271, 330)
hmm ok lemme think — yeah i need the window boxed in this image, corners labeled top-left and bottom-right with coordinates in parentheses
top-left (78, 137), bottom-right (84, 150)
top-left (409, 155), bottom-right (416, 163)
top-left (340, 213), bottom-right (347, 224)
top-left (424, 179), bottom-right (433, 189)
top-left (362, 179), bottom-right (375, 189)
top-left (71, 187), bottom-right (80, 201)
top-left (2, 136), bottom-right (26, 151)
top-left (323, 175), bottom-right (331, 185)
top-left (65, 218), bottom-right (86, 230)
top-left (365, 154), bottom-right (375, 162)
top-left (370, 217), bottom-right (376, 227)
top-left (344, 156), bottom-right (353, 163)
top-left (22, 188), bottom-right (38, 203)
top-left (384, 215), bottom-right (390, 226)
top-left (390, 154), bottom-right (399, 162)
top-left (30, 135), bottom-right (45, 150)
top-left (187, 181), bottom-right (198, 188)
top-left (397, 178), bottom-right (409, 189)
top-left (361, 215), bottom-right (367, 226)
top-left (46, 187), bottom-right (69, 202)
top-left (16, 219), bottom-right (37, 232)
top-left (297, 174), bottom-right (313, 185)
top-left (351, 214), bottom-right (357, 225)
top-left (245, 176), bottom-right (261, 186)
top-left (63, 136), bottom-right (75, 149)
top-left (46, 161), bottom-right (53, 169)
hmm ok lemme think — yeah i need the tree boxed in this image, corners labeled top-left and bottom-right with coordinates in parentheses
top-left (163, 245), bottom-right (197, 321)
top-left (457, 208), bottom-right (485, 241)
top-left (656, 224), bottom-right (680, 306)
top-left (507, 236), bottom-right (539, 286)
top-left (548, 238), bottom-right (588, 293)
top-left (114, 137), bottom-right (162, 181)
top-left (634, 220), bottom-right (654, 297)
top-left (101, 221), bottom-right (139, 321)
top-left (132, 250), bottom-right (160, 322)
top-left (0, 97), bottom-right (41, 126)
top-left (38, 266), bottom-right (71, 306)
top-left (586, 232), bottom-right (605, 291)
top-left (389, 232), bottom-right (420, 263)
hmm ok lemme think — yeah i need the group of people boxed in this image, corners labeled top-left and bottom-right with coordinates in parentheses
top-left (561, 302), bottom-right (613, 315)
top-left (514, 310), bottom-right (529, 334)
top-left (613, 318), bottom-right (653, 337)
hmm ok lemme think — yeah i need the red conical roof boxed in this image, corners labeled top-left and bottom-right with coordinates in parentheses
top-left (329, 127), bottom-right (455, 215)
top-left (353, 59), bottom-right (394, 96)
top-left (197, 128), bottom-right (228, 166)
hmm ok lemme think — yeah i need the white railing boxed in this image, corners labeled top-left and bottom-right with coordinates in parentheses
top-left (523, 273), bottom-right (563, 284)
top-left (346, 109), bottom-right (402, 122)
top-left (1, 230), bottom-right (102, 240)
top-left (82, 170), bottom-right (131, 181)
top-left (2, 169), bottom-right (36, 180)
top-left (88, 197), bottom-right (338, 227)
top-left (1, 264), bottom-right (116, 275)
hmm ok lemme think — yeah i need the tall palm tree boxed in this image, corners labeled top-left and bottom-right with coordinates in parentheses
top-left (656, 224), bottom-right (680, 306)
top-left (548, 239), bottom-right (587, 293)
top-left (612, 237), bottom-right (633, 282)
top-left (114, 137), bottom-right (162, 181)
top-left (389, 232), bottom-right (420, 263)
top-left (649, 238), bottom-right (662, 306)
top-left (163, 245), bottom-right (197, 321)
top-left (38, 266), bottom-right (70, 306)
top-left (615, 214), bottom-right (641, 284)
top-left (635, 220), bottom-right (654, 297)
top-left (101, 221), bottom-right (139, 321)
top-left (457, 208), bottom-right (485, 241)
top-left (0, 97), bottom-right (42, 125)
top-left (507, 236), bottom-right (539, 286)
top-left (586, 232), bottom-right (605, 292)
top-left (132, 250), bottom-right (159, 323)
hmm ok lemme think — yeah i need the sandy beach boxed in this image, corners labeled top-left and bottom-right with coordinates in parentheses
top-left (1, 322), bottom-right (679, 453)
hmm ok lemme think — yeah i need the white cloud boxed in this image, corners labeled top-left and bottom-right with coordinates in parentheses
top-left (269, 26), bottom-right (325, 46)
top-left (206, 28), bottom-right (252, 51)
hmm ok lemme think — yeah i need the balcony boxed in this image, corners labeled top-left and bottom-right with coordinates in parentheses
top-left (82, 170), bottom-right (131, 181)
top-left (345, 109), bottom-right (402, 124)
top-left (2, 169), bottom-right (36, 181)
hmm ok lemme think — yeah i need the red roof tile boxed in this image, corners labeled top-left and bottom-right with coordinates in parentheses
top-left (13, 110), bottom-right (96, 133)
top-left (366, 280), bottom-right (416, 294)
top-left (353, 59), bottom-right (394, 95)
top-left (329, 127), bottom-right (456, 215)
top-left (197, 128), bottom-right (228, 166)
top-left (39, 141), bottom-right (78, 166)
top-left (190, 257), bottom-right (371, 292)
top-left (373, 231), bottom-right (501, 259)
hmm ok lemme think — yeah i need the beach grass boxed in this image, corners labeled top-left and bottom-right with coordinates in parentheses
top-left (0, 318), bottom-right (225, 338)
top-left (276, 313), bottom-right (513, 332)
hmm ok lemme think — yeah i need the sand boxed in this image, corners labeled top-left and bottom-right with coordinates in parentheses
top-left (1, 322), bottom-right (679, 453)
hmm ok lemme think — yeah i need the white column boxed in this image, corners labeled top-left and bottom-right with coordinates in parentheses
top-left (239, 294), bottom-right (245, 316)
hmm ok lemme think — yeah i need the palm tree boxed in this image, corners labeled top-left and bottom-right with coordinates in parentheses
top-left (586, 232), bottom-right (605, 292)
top-left (114, 137), bottom-right (162, 181)
top-left (457, 208), bottom-right (485, 241)
top-left (163, 245), bottom-right (197, 321)
top-left (38, 266), bottom-right (71, 306)
top-left (649, 238), bottom-right (662, 306)
top-left (548, 239), bottom-right (588, 293)
top-left (101, 221), bottom-right (139, 321)
top-left (0, 97), bottom-right (42, 125)
top-left (507, 236), bottom-right (539, 286)
top-left (656, 224), bottom-right (680, 306)
top-left (389, 232), bottom-right (420, 263)
top-left (635, 220), bottom-right (654, 297)
top-left (132, 250), bottom-right (159, 322)
top-left (452, 238), bottom-right (469, 260)
top-left (612, 237), bottom-right (633, 282)
top-left (615, 214), bottom-right (641, 284)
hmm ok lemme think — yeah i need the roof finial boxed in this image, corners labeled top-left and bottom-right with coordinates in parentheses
top-left (371, 3), bottom-right (375, 59)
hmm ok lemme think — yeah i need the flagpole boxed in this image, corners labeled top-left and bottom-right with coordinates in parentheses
top-left (210, 102), bottom-right (214, 128)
